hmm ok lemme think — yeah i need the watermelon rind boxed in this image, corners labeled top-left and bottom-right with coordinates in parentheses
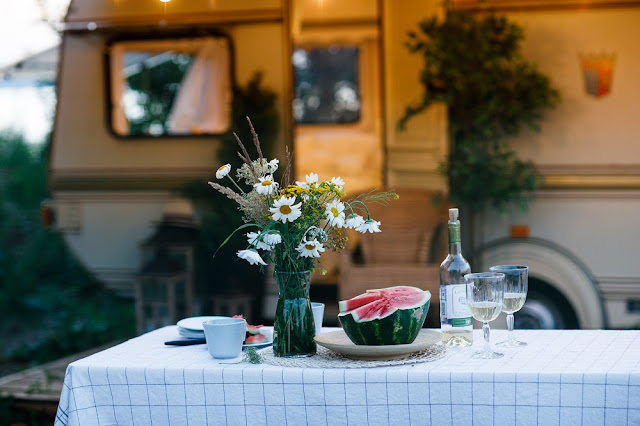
top-left (339, 290), bottom-right (431, 345)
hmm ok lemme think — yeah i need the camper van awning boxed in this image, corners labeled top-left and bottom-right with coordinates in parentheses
top-left (62, 9), bottom-right (283, 33)
top-left (62, 0), bottom-right (283, 32)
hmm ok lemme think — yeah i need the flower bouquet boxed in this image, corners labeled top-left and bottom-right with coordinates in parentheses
top-left (208, 118), bottom-right (397, 357)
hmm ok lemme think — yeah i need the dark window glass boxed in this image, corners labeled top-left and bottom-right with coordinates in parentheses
top-left (292, 46), bottom-right (361, 124)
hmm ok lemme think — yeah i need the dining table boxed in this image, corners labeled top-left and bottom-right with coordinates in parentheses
top-left (55, 326), bottom-right (640, 425)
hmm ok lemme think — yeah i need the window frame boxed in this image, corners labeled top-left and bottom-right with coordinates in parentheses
top-left (105, 30), bottom-right (235, 140)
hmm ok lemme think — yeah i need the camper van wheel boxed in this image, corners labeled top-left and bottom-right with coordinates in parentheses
top-left (516, 299), bottom-right (563, 329)
top-left (515, 278), bottom-right (579, 329)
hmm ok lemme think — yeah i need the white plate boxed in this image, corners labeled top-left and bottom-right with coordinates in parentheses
top-left (314, 329), bottom-right (442, 360)
top-left (243, 336), bottom-right (273, 348)
top-left (176, 316), bottom-right (228, 332)
top-left (177, 327), bottom-right (204, 339)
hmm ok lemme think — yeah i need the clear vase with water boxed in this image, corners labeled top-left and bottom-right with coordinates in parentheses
top-left (272, 270), bottom-right (317, 357)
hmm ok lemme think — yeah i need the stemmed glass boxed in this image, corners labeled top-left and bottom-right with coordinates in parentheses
top-left (489, 265), bottom-right (529, 347)
top-left (465, 272), bottom-right (505, 359)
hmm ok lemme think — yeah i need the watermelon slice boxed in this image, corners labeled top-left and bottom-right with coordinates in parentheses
top-left (338, 291), bottom-right (384, 313)
top-left (246, 324), bottom-right (264, 335)
top-left (233, 314), bottom-right (264, 339)
top-left (244, 334), bottom-right (267, 344)
top-left (338, 286), bottom-right (431, 345)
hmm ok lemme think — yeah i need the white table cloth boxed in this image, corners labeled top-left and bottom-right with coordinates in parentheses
top-left (55, 326), bottom-right (640, 426)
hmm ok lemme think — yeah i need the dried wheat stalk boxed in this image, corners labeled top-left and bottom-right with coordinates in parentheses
top-left (246, 116), bottom-right (263, 162)
top-left (233, 132), bottom-right (259, 181)
top-left (207, 181), bottom-right (249, 207)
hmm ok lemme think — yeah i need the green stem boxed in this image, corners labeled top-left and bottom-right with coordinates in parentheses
top-left (226, 176), bottom-right (245, 194)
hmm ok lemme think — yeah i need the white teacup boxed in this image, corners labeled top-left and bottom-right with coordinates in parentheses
top-left (311, 302), bottom-right (325, 335)
top-left (202, 317), bottom-right (246, 359)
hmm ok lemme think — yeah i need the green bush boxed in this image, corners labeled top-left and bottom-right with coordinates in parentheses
top-left (0, 133), bottom-right (134, 370)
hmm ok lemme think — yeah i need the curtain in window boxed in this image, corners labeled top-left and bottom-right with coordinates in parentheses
top-left (109, 44), bottom-right (130, 136)
top-left (168, 37), bottom-right (231, 134)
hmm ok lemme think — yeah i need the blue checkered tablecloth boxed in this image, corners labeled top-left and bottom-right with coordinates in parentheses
top-left (55, 326), bottom-right (640, 425)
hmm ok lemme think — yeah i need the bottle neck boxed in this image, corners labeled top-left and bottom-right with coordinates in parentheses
top-left (448, 223), bottom-right (463, 255)
top-left (449, 241), bottom-right (462, 255)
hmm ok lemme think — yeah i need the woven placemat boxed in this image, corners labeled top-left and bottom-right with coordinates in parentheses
top-left (258, 344), bottom-right (446, 368)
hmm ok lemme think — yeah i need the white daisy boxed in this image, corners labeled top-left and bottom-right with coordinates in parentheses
top-left (267, 159), bottom-right (279, 173)
top-left (325, 200), bottom-right (346, 228)
top-left (296, 172), bottom-right (319, 188)
top-left (345, 213), bottom-right (365, 229)
top-left (306, 172), bottom-right (319, 186)
top-left (269, 196), bottom-right (303, 223)
top-left (263, 231), bottom-right (282, 246)
top-left (356, 219), bottom-right (382, 233)
top-left (330, 176), bottom-right (345, 190)
top-left (296, 239), bottom-right (325, 258)
top-left (216, 164), bottom-right (231, 179)
top-left (254, 175), bottom-right (278, 195)
top-left (237, 249), bottom-right (267, 265)
top-left (247, 232), bottom-right (272, 251)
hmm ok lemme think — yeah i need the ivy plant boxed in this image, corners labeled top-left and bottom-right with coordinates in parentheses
top-left (399, 7), bottom-right (560, 212)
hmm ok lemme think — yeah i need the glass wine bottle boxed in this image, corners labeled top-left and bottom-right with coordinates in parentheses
top-left (440, 208), bottom-right (473, 347)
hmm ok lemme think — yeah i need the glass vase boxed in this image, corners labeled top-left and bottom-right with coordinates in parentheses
top-left (273, 270), bottom-right (317, 357)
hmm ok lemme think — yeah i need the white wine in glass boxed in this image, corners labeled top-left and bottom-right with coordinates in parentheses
top-left (468, 301), bottom-right (503, 322)
top-left (502, 292), bottom-right (526, 313)
top-left (465, 272), bottom-right (505, 359)
top-left (490, 265), bottom-right (529, 348)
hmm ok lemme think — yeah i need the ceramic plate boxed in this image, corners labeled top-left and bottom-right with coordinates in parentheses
top-left (243, 337), bottom-right (273, 349)
top-left (177, 316), bottom-right (229, 332)
top-left (177, 327), bottom-right (204, 339)
top-left (314, 329), bottom-right (442, 360)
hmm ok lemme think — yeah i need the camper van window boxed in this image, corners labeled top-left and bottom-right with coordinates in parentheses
top-left (108, 36), bottom-right (232, 137)
top-left (293, 46), bottom-right (361, 125)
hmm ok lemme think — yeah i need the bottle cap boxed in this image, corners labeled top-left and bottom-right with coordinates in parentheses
top-left (449, 208), bottom-right (459, 223)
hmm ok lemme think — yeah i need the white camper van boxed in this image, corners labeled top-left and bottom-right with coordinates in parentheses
top-left (49, 0), bottom-right (640, 330)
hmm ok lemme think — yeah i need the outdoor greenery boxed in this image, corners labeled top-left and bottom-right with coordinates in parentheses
top-left (126, 54), bottom-right (194, 135)
top-left (399, 7), bottom-right (560, 212)
top-left (0, 133), bottom-right (135, 373)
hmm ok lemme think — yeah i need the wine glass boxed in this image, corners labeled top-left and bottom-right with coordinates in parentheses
top-left (489, 265), bottom-right (529, 347)
top-left (465, 272), bottom-right (505, 359)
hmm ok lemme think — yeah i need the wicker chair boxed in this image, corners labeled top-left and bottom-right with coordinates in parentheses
top-left (338, 188), bottom-right (448, 324)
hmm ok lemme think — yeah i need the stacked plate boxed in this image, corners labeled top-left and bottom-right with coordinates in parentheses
top-left (176, 316), bottom-right (228, 339)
